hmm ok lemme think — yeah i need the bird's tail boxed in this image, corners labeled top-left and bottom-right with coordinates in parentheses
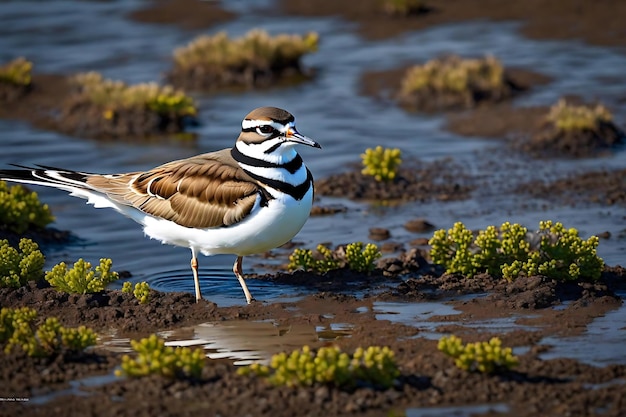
top-left (0, 165), bottom-right (95, 194)
top-left (0, 164), bottom-right (126, 212)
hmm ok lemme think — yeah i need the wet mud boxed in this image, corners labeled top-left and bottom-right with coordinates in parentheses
top-left (1, 265), bottom-right (625, 416)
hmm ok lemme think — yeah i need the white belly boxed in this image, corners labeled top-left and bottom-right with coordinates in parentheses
top-left (140, 187), bottom-right (313, 256)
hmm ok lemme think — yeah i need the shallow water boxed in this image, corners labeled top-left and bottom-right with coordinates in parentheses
top-left (1, 1), bottom-right (625, 305)
top-left (99, 318), bottom-right (353, 366)
top-left (539, 292), bottom-right (626, 367)
top-left (28, 372), bottom-right (119, 406)
top-left (374, 300), bottom-right (539, 340)
top-left (406, 403), bottom-right (509, 417)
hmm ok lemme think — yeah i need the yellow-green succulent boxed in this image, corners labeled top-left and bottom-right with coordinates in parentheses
top-left (400, 55), bottom-right (505, 96)
top-left (0, 238), bottom-right (45, 288)
top-left (116, 334), bottom-right (205, 379)
top-left (0, 180), bottom-right (54, 234)
top-left (438, 335), bottom-right (518, 373)
top-left (70, 72), bottom-right (196, 118)
top-left (1, 307), bottom-right (97, 357)
top-left (45, 258), bottom-right (119, 294)
top-left (238, 345), bottom-right (399, 389)
top-left (173, 29), bottom-right (318, 72)
top-left (429, 220), bottom-right (603, 281)
top-left (0, 57), bottom-right (33, 86)
top-left (122, 281), bottom-right (151, 304)
top-left (288, 242), bottom-right (382, 274)
top-left (361, 146), bottom-right (402, 182)
top-left (546, 99), bottom-right (613, 132)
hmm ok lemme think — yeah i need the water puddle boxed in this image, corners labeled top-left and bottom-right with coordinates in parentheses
top-left (406, 402), bottom-right (509, 417)
top-left (374, 301), bottom-right (538, 339)
top-left (111, 266), bottom-right (306, 307)
top-left (539, 296), bottom-right (626, 367)
top-left (29, 372), bottom-right (118, 406)
top-left (316, 322), bottom-right (354, 341)
top-left (99, 319), bottom-right (354, 366)
top-left (163, 321), bottom-right (319, 365)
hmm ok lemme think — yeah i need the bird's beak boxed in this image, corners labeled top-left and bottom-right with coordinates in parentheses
top-left (286, 128), bottom-right (322, 149)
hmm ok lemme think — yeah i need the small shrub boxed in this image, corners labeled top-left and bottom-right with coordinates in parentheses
top-left (45, 258), bottom-right (119, 294)
top-left (121, 281), bottom-right (150, 304)
top-left (399, 55), bottom-right (513, 110)
top-left (169, 29), bottom-right (318, 89)
top-left (288, 244), bottom-right (340, 273)
top-left (429, 221), bottom-right (603, 281)
top-left (345, 242), bottom-right (382, 273)
top-left (122, 281), bottom-right (150, 303)
top-left (0, 238), bottom-right (45, 288)
top-left (238, 345), bottom-right (399, 389)
top-left (438, 335), bottom-right (518, 374)
top-left (361, 146), bottom-right (402, 182)
top-left (288, 242), bottom-right (381, 274)
top-left (401, 55), bottom-right (505, 95)
top-left (1, 307), bottom-right (97, 357)
top-left (0, 57), bottom-right (32, 86)
top-left (287, 248), bottom-right (317, 272)
top-left (122, 281), bottom-right (133, 294)
top-left (173, 29), bottom-right (318, 72)
top-left (134, 282), bottom-right (150, 304)
top-left (70, 72), bottom-right (197, 119)
top-left (0, 180), bottom-right (55, 234)
top-left (546, 99), bottom-right (613, 132)
top-left (115, 334), bottom-right (205, 379)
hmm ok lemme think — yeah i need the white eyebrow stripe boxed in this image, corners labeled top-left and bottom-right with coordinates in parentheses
top-left (241, 119), bottom-right (289, 131)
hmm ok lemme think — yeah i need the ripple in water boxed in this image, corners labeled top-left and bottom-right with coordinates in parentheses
top-left (117, 267), bottom-right (306, 307)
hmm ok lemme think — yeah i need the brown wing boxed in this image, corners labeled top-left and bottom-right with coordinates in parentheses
top-left (86, 149), bottom-right (260, 228)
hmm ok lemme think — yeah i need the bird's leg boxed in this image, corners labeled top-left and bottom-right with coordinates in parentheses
top-left (190, 249), bottom-right (202, 303)
top-left (233, 256), bottom-right (254, 304)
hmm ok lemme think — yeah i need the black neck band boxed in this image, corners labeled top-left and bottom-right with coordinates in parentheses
top-left (231, 147), bottom-right (303, 174)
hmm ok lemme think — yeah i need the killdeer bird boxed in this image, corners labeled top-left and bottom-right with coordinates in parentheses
top-left (0, 107), bottom-right (320, 304)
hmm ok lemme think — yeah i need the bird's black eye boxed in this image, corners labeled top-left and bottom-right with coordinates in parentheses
top-left (257, 125), bottom-right (273, 135)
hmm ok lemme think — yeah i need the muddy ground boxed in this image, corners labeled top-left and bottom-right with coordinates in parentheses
top-left (1, 1), bottom-right (626, 416)
top-left (1, 265), bottom-right (625, 417)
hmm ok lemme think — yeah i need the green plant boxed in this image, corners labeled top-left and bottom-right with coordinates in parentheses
top-left (361, 146), bottom-right (402, 182)
top-left (0, 238), bottom-right (45, 288)
top-left (0, 57), bottom-right (32, 86)
top-left (70, 72), bottom-right (197, 118)
top-left (546, 99), bottom-right (613, 131)
top-left (345, 242), bottom-right (382, 273)
top-left (134, 282), bottom-right (150, 304)
top-left (438, 335), bottom-right (518, 374)
top-left (115, 334), bottom-right (205, 379)
top-left (173, 29), bottom-right (318, 73)
top-left (400, 55), bottom-right (505, 95)
top-left (122, 281), bottom-right (132, 294)
top-left (288, 247), bottom-right (316, 272)
top-left (45, 258), bottom-right (119, 294)
top-left (361, 146), bottom-right (402, 181)
top-left (288, 242), bottom-right (381, 274)
top-left (0, 180), bottom-right (55, 234)
top-left (429, 221), bottom-right (603, 281)
top-left (1, 307), bottom-right (97, 357)
top-left (122, 281), bottom-right (150, 303)
top-left (238, 345), bottom-right (399, 389)
top-left (288, 244), bottom-right (340, 273)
